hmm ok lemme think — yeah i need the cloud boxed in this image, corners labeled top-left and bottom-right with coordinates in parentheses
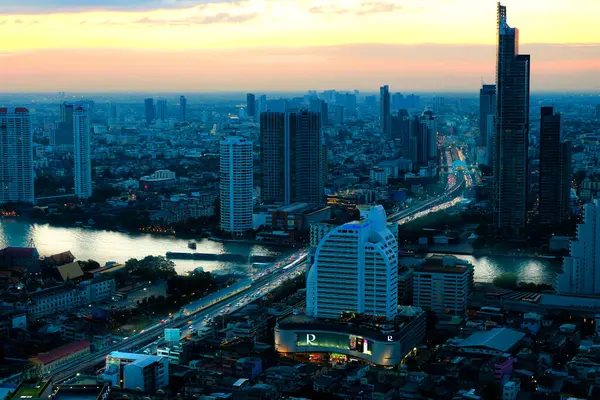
top-left (0, 0), bottom-right (240, 14)
top-left (134, 12), bottom-right (258, 25)
top-left (309, 1), bottom-right (402, 16)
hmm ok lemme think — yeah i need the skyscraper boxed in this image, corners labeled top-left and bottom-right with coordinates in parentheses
top-left (309, 99), bottom-right (328, 126)
top-left (220, 137), bottom-right (253, 236)
top-left (479, 84), bottom-right (496, 150)
top-left (179, 96), bottom-right (187, 122)
top-left (539, 107), bottom-right (571, 225)
top-left (494, 3), bottom-right (531, 233)
top-left (260, 110), bottom-right (323, 207)
top-left (0, 107), bottom-right (34, 204)
top-left (421, 110), bottom-right (437, 161)
top-left (56, 102), bottom-right (75, 146)
top-left (107, 102), bottom-right (118, 125)
top-left (380, 85), bottom-right (391, 139)
top-left (392, 110), bottom-right (412, 158)
top-left (144, 98), bottom-right (155, 124)
top-left (556, 200), bottom-right (600, 295)
top-left (391, 92), bottom-right (404, 110)
top-left (246, 93), bottom-right (256, 119)
top-left (74, 106), bottom-right (92, 199)
top-left (156, 100), bottom-right (168, 121)
top-left (595, 104), bottom-right (600, 120)
top-left (306, 205), bottom-right (398, 320)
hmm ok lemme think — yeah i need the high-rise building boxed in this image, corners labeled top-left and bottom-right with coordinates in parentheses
top-left (479, 84), bottom-right (496, 150)
top-left (391, 92), bottom-right (404, 110)
top-left (596, 104), bottom-right (600, 120)
top-left (556, 200), bottom-right (600, 295)
top-left (74, 106), bottom-right (92, 199)
top-left (333, 105), bottom-right (344, 125)
top-left (144, 98), bottom-right (155, 124)
top-left (179, 96), bottom-right (187, 122)
top-left (310, 99), bottom-right (328, 126)
top-left (104, 352), bottom-right (168, 393)
top-left (421, 111), bottom-right (437, 161)
top-left (259, 110), bottom-right (323, 207)
top-left (380, 85), bottom-right (391, 139)
top-left (494, 3), bottom-right (531, 233)
top-left (220, 137), bottom-right (253, 236)
top-left (246, 93), bottom-right (256, 118)
top-left (391, 109), bottom-right (411, 154)
top-left (0, 107), bottom-right (34, 204)
top-left (56, 102), bottom-right (75, 146)
top-left (306, 205), bottom-right (398, 320)
top-left (156, 100), bottom-right (168, 121)
top-left (107, 102), bottom-right (118, 125)
top-left (413, 262), bottom-right (470, 315)
top-left (321, 145), bottom-right (328, 188)
top-left (539, 107), bottom-right (571, 225)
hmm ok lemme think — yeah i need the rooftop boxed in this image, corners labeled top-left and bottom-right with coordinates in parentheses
top-left (415, 265), bottom-right (467, 274)
top-left (457, 328), bottom-right (525, 353)
top-left (31, 340), bottom-right (90, 365)
top-left (57, 262), bottom-right (84, 281)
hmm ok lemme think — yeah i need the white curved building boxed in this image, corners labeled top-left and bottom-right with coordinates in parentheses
top-left (306, 205), bottom-right (398, 320)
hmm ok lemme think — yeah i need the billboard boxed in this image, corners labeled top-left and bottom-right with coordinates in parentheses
top-left (164, 328), bottom-right (181, 342)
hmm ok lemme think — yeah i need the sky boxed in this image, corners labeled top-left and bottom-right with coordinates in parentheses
top-left (1, 0), bottom-right (600, 92)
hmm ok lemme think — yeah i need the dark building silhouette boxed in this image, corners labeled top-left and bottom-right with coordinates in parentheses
top-left (596, 104), bottom-right (600, 120)
top-left (479, 84), bottom-right (496, 150)
top-left (380, 85), bottom-right (391, 139)
top-left (144, 98), bottom-right (155, 124)
top-left (180, 95), bottom-right (187, 122)
top-left (539, 107), bottom-right (571, 225)
top-left (494, 3), bottom-right (531, 234)
top-left (246, 93), bottom-right (256, 118)
top-left (55, 102), bottom-right (74, 146)
top-left (392, 109), bottom-right (411, 157)
top-left (310, 99), bottom-right (329, 126)
top-left (156, 100), bottom-right (168, 121)
top-left (260, 111), bottom-right (323, 207)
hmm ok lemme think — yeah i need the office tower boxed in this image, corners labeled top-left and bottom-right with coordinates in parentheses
top-left (56, 102), bottom-right (75, 146)
top-left (494, 3), bottom-right (531, 233)
top-left (107, 102), bottom-right (118, 125)
top-left (406, 94), bottom-right (420, 109)
top-left (220, 137), bottom-right (253, 236)
top-left (333, 105), bottom-right (344, 125)
top-left (0, 107), bottom-right (34, 204)
top-left (74, 106), bottom-right (92, 199)
top-left (246, 93), bottom-right (256, 118)
top-left (144, 98), bottom-right (155, 124)
top-left (306, 205), bottom-right (398, 320)
top-left (421, 110), bottom-right (437, 161)
top-left (539, 107), bottom-right (571, 225)
top-left (310, 99), bottom-right (328, 126)
top-left (596, 104), bottom-right (600, 120)
top-left (392, 92), bottom-right (404, 110)
top-left (179, 96), bottom-right (187, 122)
top-left (392, 110), bottom-right (411, 157)
top-left (556, 200), bottom-right (600, 295)
top-left (258, 94), bottom-right (267, 114)
top-left (321, 145), bottom-right (328, 188)
top-left (260, 110), bottom-right (323, 207)
top-left (413, 263), bottom-right (469, 315)
top-left (380, 85), bottom-right (391, 139)
top-left (480, 84), bottom-right (496, 149)
top-left (156, 99), bottom-right (168, 121)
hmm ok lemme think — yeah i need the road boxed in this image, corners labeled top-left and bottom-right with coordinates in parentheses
top-left (48, 154), bottom-right (466, 392)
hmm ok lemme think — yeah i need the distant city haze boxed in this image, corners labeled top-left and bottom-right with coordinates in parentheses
top-left (1, 0), bottom-right (600, 91)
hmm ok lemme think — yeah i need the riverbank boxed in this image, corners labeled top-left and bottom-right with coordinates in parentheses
top-left (406, 243), bottom-right (561, 259)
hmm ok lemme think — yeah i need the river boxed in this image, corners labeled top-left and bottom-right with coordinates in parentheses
top-left (0, 220), bottom-right (561, 284)
top-left (0, 220), bottom-right (289, 275)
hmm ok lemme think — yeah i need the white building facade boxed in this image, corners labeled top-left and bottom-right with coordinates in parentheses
top-left (220, 137), bottom-right (253, 235)
top-left (0, 107), bottom-right (34, 204)
top-left (306, 205), bottom-right (398, 320)
top-left (557, 199), bottom-right (600, 295)
top-left (74, 106), bottom-right (93, 199)
top-left (413, 265), bottom-right (469, 315)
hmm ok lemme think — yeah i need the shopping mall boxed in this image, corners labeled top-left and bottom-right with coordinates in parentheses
top-left (274, 306), bottom-right (426, 366)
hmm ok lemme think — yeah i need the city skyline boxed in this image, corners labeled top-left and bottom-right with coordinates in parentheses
top-left (2, 0), bottom-right (600, 92)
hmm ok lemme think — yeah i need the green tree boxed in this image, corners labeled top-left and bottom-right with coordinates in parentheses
top-left (493, 273), bottom-right (518, 290)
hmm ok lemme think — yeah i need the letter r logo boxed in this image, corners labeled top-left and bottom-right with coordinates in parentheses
top-left (387, 336), bottom-right (393, 342)
top-left (307, 334), bottom-right (316, 345)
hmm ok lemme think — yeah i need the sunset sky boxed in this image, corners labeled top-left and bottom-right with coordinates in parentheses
top-left (1, 0), bottom-right (600, 92)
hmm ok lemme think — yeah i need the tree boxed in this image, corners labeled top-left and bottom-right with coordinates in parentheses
top-left (125, 256), bottom-right (177, 281)
top-left (492, 272), bottom-right (518, 290)
top-left (80, 259), bottom-right (101, 272)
